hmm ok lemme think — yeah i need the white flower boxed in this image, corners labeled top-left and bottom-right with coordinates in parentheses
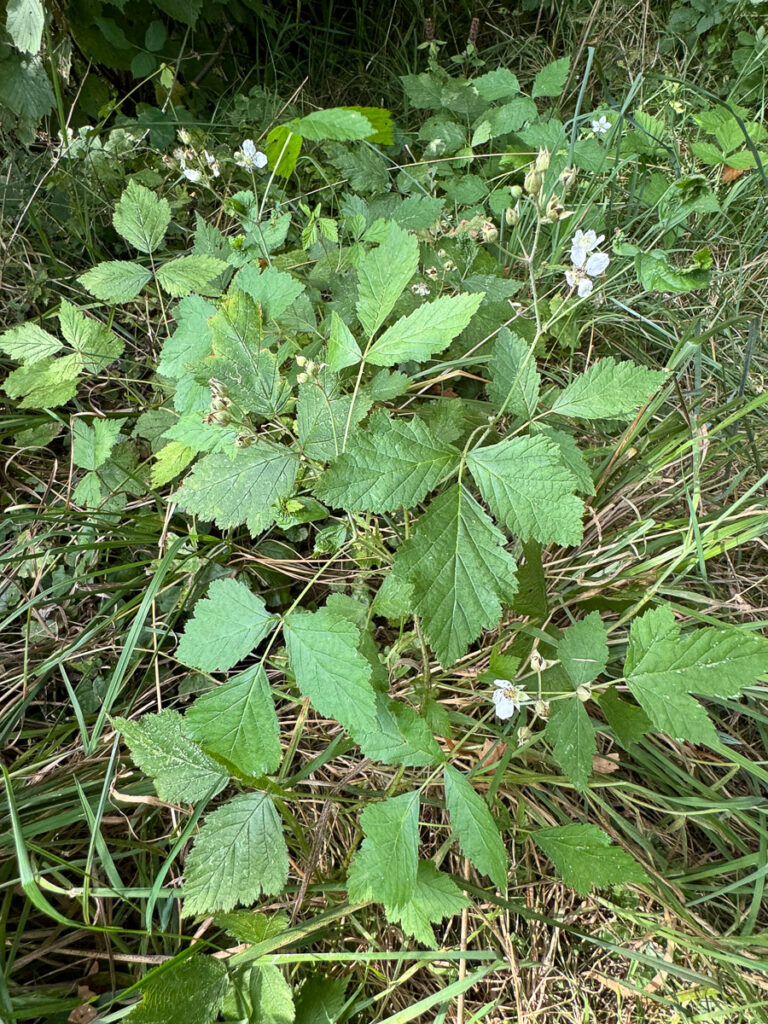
top-left (569, 229), bottom-right (604, 268)
top-left (235, 139), bottom-right (267, 170)
top-left (182, 167), bottom-right (201, 182)
top-left (566, 229), bottom-right (610, 297)
top-left (203, 149), bottom-right (220, 177)
top-left (584, 251), bottom-right (609, 276)
top-left (411, 282), bottom-right (430, 296)
top-left (492, 680), bottom-right (526, 720)
top-left (591, 115), bottom-right (611, 135)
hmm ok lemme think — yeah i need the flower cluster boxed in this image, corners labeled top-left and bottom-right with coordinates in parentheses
top-left (565, 229), bottom-right (610, 298)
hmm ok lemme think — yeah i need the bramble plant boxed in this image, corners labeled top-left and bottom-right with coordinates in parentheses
top-left (3, 39), bottom-right (768, 1020)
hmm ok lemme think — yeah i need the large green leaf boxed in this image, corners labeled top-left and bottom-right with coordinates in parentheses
top-left (444, 765), bottom-right (507, 889)
top-left (550, 358), bottom-right (666, 421)
top-left (355, 222), bottom-right (419, 338)
top-left (182, 792), bottom-right (289, 915)
top-left (347, 791), bottom-right (420, 909)
top-left (78, 260), bottom-right (152, 303)
top-left (6, 0), bottom-right (45, 53)
top-left (532, 824), bottom-right (647, 895)
top-left (156, 255), bottom-right (228, 298)
top-left (367, 292), bottom-right (484, 366)
top-left (487, 328), bottom-right (540, 418)
top-left (387, 861), bottom-right (468, 945)
top-left (59, 300), bottom-right (124, 371)
top-left (0, 322), bottom-right (61, 364)
top-left (112, 180), bottom-right (170, 254)
top-left (125, 956), bottom-right (228, 1024)
top-left (356, 694), bottom-right (445, 767)
top-left (158, 295), bottom-right (216, 379)
top-left (3, 353), bottom-right (82, 408)
top-left (294, 107), bottom-right (373, 141)
top-left (176, 578), bottom-right (276, 673)
top-left (391, 484), bottom-right (518, 666)
top-left (235, 264), bottom-right (305, 321)
top-left (545, 698), bottom-right (595, 792)
top-left (0, 54), bottom-right (54, 123)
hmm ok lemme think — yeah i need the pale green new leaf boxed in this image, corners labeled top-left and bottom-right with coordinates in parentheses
top-left (327, 310), bottom-right (362, 370)
top-left (550, 357), bottom-right (666, 421)
top-left (294, 107), bottom-right (373, 141)
top-left (182, 791), bottom-right (289, 916)
top-left (532, 824), bottom-right (647, 895)
top-left (315, 411), bottom-right (459, 512)
top-left (72, 417), bottom-right (125, 471)
top-left (367, 292), bottom-right (484, 366)
top-left (6, 0), bottom-right (45, 54)
top-left (177, 578), bottom-right (276, 672)
top-left (59, 299), bottom-right (123, 371)
top-left (388, 861), bottom-right (469, 946)
top-left (78, 261), bottom-right (152, 303)
top-left (467, 435), bottom-right (584, 545)
top-left (124, 955), bottom-right (228, 1024)
top-left (558, 611), bottom-right (608, 688)
top-left (356, 222), bottom-right (419, 337)
top-left (175, 441), bottom-right (299, 536)
top-left (113, 180), bottom-right (170, 254)
top-left (347, 791), bottom-right (420, 909)
top-left (283, 607), bottom-right (378, 738)
top-left (0, 322), bottom-right (61, 364)
top-left (3, 353), bottom-right (82, 408)
top-left (392, 485), bottom-right (518, 666)
top-left (158, 295), bottom-right (216, 379)
top-left (488, 328), bottom-right (540, 418)
top-left (545, 698), bottom-right (595, 791)
top-left (444, 765), bottom-right (507, 889)
top-left (114, 710), bottom-right (228, 804)
top-left (185, 665), bottom-right (281, 777)
top-left (150, 441), bottom-right (196, 487)
top-left (156, 255), bottom-right (228, 297)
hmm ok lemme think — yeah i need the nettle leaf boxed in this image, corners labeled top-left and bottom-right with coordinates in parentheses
top-left (158, 295), bottom-right (216, 379)
top-left (79, 261), bottom-right (152, 303)
top-left (532, 824), bottom-right (647, 895)
top-left (558, 612), bottom-right (608, 688)
top-left (177, 578), bottom-right (275, 672)
top-left (59, 300), bottom-right (123, 372)
top-left (3, 353), bottom-right (82, 408)
top-left (235, 264), bottom-right (305, 322)
top-left (532, 56), bottom-right (570, 98)
top-left (175, 441), bottom-right (299, 537)
top-left (185, 665), bottom-right (282, 777)
top-left (550, 358), bottom-right (666, 421)
top-left (156, 255), bottom-right (228, 297)
top-left (182, 791), bottom-right (289, 916)
top-left (467, 435), bottom-right (584, 546)
top-left (392, 484), bottom-right (518, 667)
top-left (113, 180), bottom-right (170, 254)
top-left (388, 861), bottom-right (469, 945)
top-left (72, 417), bottom-right (125, 471)
top-left (356, 694), bottom-right (445, 767)
top-left (625, 605), bottom-right (768, 745)
top-left (294, 107), bottom-right (373, 141)
top-left (0, 322), bottom-right (61, 364)
top-left (114, 710), bottom-right (228, 804)
top-left (488, 329), bottom-right (540, 418)
top-left (284, 607), bottom-right (378, 738)
top-left (315, 411), bottom-right (459, 513)
top-left (444, 765), bottom-right (507, 889)
top-left (367, 292), bottom-right (484, 367)
top-left (545, 698), bottom-right (595, 792)
top-left (347, 790), bottom-right (420, 909)
top-left (124, 955), bottom-right (228, 1024)
top-left (356, 222), bottom-right (419, 337)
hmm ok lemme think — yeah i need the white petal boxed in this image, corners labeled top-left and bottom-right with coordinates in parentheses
top-left (585, 252), bottom-right (610, 276)
top-left (577, 277), bottom-right (594, 297)
top-left (570, 245), bottom-right (588, 268)
top-left (253, 150), bottom-right (268, 169)
top-left (242, 139), bottom-right (257, 158)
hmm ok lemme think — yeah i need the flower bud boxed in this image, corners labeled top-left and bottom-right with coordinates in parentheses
top-left (509, 184), bottom-right (523, 201)
top-left (297, 372), bottom-right (309, 384)
top-left (505, 204), bottom-right (520, 226)
top-left (530, 650), bottom-right (544, 673)
top-left (576, 684), bottom-right (592, 702)
top-left (296, 355), bottom-right (307, 367)
top-left (559, 165), bottom-right (577, 189)
top-left (517, 725), bottom-right (532, 744)
top-left (534, 699), bottom-right (550, 719)
top-left (534, 147), bottom-right (550, 173)
top-left (524, 167), bottom-right (543, 199)
top-left (481, 220), bottom-right (498, 243)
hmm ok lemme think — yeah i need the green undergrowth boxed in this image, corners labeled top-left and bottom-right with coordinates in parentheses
top-left (3, 10), bottom-right (768, 1024)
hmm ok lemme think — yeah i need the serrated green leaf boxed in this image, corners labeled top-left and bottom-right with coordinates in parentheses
top-left (124, 955), bottom-right (228, 1024)
top-left (284, 607), bottom-right (378, 738)
top-left (3, 353), bottom-right (82, 408)
top-left (472, 68), bottom-right (520, 101)
top-left (356, 694), bottom-right (445, 767)
top-left (235, 264), bottom-right (305, 322)
top-left (6, 0), bottom-right (45, 54)
top-left (532, 824), bottom-right (647, 895)
top-left (327, 310), bottom-right (362, 370)
top-left (347, 791), bottom-right (420, 908)
top-left (545, 698), bottom-right (595, 791)
top-left (444, 765), bottom-right (507, 889)
top-left (488, 328), bottom-right (540, 418)
top-left (531, 425), bottom-right (595, 495)
top-left (72, 416), bottom-right (125, 471)
top-left (59, 300), bottom-right (124, 372)
top-left (177, 578), bottom-right (275, 673)
top-left (600, 689), bottom-right (651, 749)
top-left (467, 435), bottom-right (584, 546)
top-left (387, 861), bottom-right (469, 945)
top-left (73, 471), bottom-right (102, 508)
top-left (367, 292), bottom-right (484, 367)
top-left (78, 260), bottom-right (152, 303)
top-left (114, 709), bottom-right (228, 804)
top-left (216, 909), bottom-right (289, 944)
top-left (392, 485), bottom-right (518, 667)
top-left (265, 124), bottom-right (302, 177)
top-left (175, 441), bottom-right (299, 536)
top-left (558, 612), bottom-right (608, 688)
top-left (186, 665), bottom-right (281, 776)
top-left (294, 975), bottom-right (347, 1024)
top-left (113, 179), bottom-right (170, 254)
top-left (550, 358), bottom-right (666, 421)
top-left (344, 105), bottom-right (393, 144)
top-left (150, 441), bottom-right (196, 487)
top-left (532, 57), bottom-right (570, 98)
top-left (356, 222), bottom-right (419, 338)
top-left (156, 255), bottom-right (228, 297)
top-left (0, 54), bottom-right (54, 123)
top-left (158, 295), bottom-right (216, 379)
top-left (0, 322), bottom-right (61, 364)
top-left (295, 107), bottom-right (373, 141)
top-left (315, 411), bottom-right (459, 513)
top-left (182, 791), bottom-right (289, 916)
top-left (240, 965), bottom-right (295, 1024)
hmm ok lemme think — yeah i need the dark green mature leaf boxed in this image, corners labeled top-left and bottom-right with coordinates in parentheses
top-left (297, 377), bottom-right (371, 461)
top-left (125, 955), bottom-right (228, 1024)
top-left (392, 485), bottom-right (518, 666)
top-left (236, 264), bottom-right (305, 322)
top-left (558, 612), bottom-right (608, 688)
top-left (158, 295), bottom-right (216, 379)
top-left (186, 665), bottom-right (281, 777)
top-left (532, 57), bottom-right (570, 98)
top-left (533, 824), bottom-right (647, 895)
top-left (550, 358), bottom-right (666, 421)
top-left (175, 442), bottom-right (299, 536)
top-left (367, 292), bottom-right (484, 366)
top-left (347, 791), bottom-right (420, 908)
top-left (177, 578), bottom-right (276, 673)
top-left (182, 792), bottom-right (289, 916)
top-left (488, 329), bottom-right (540, 418)
top-left (388, 861), bottom-right (469, 945)
top-left (356, 222), bottom-right (419, 337)
top-left (600, 689), bottom-right (651, 749)
top-left (315, 411), bottom-right (459, 512)
top-left (444, 765), bottom-right (507, 889)
top-left (545, 698), bottom-right (595, 791)
top-left (284, 607), bottom-right (378, 738)
top-left (242, 965), bottom-right (295, 1024)
top-left (467, 435), bottom-right (584, 546)
top-left (0, 54), bottom-right (54, 123)
top-left (114, 710), bottom-right (228, 804)
top-left (112, 180), bottom-right (170, 254)
top-left (327, 310), bottom-right (362, 370)
top-left (294, 975), bottom-right (348, 1024)
top-left (356, 694), bottom-right (445, 767)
